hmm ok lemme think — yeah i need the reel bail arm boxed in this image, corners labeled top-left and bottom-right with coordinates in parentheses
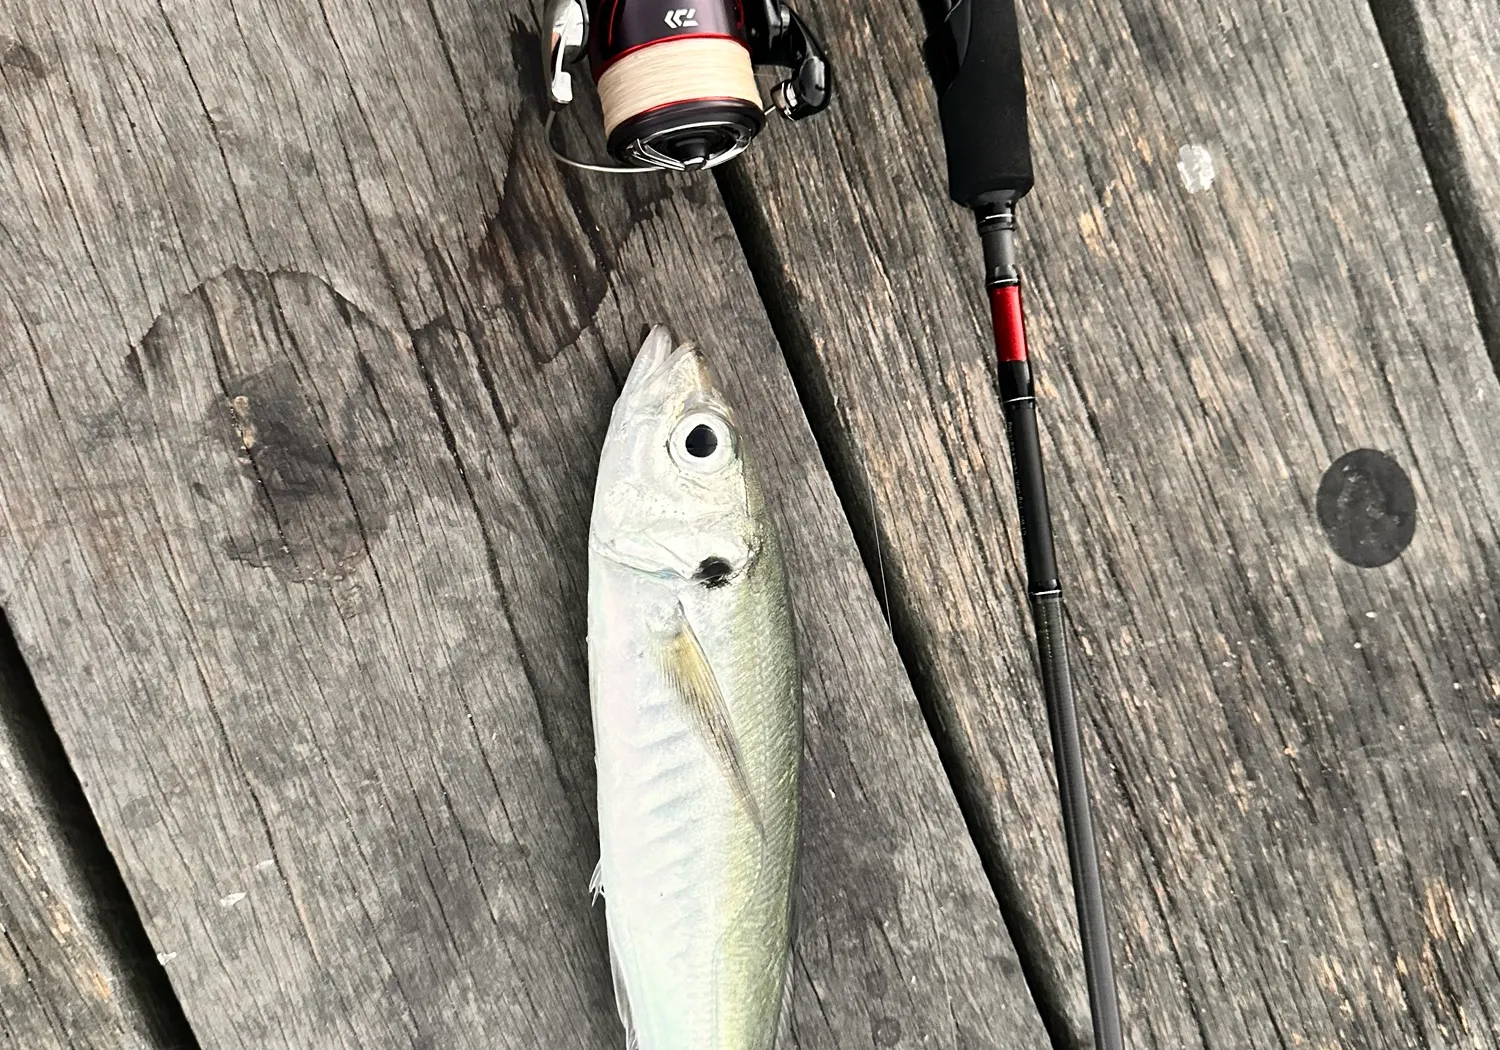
top-left (547, 0), bottom-right (589, 107)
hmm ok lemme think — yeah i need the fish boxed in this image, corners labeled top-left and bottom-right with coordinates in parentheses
top-left (587, 325), bottom-right (801, 1050)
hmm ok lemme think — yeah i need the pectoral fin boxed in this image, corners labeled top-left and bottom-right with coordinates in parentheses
top-left (660, 605), bottom-right (764, 834)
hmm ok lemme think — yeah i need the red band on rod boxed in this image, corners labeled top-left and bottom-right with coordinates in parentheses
top-left (989, 283), bottom-right (1028, 363)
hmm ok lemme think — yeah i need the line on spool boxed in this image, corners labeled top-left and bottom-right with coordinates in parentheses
top-left (598, 36), bottom-right (761, 138)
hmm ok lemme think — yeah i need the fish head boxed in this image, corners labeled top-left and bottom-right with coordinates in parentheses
top-left (591, 326), bottom-right (759, 583)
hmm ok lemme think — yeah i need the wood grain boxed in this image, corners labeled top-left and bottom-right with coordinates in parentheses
top-left (731, 0), bottom-right (1500, 1045)
top-left (1369, 0), bottom-right (1500, 363)
top-left (0, 621), bottom-right (183, 1050)
top-left (0, 0), bottom-right (1046, 1046)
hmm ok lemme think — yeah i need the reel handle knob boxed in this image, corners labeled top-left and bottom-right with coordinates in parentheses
top-left (771, 49), bottom-right (829, 120)
top-left (756, 4), bottom-right (833, 121)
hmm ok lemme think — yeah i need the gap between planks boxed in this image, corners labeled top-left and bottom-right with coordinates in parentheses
top-left (0, 608), bottom-right (203, 1050)
top-left (1366, 0), bottom-right (1500, 374)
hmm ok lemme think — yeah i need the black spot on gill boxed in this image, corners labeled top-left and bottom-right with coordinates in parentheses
top-left (694, 557), bottom-right (733, 588)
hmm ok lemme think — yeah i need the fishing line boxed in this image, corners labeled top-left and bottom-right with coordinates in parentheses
top-left (856, 450), bottom-right (892, 625)
top-left (543, 0), bottom-right (832, 173)
top-left (918, 0), bottom-right (1127, 1047)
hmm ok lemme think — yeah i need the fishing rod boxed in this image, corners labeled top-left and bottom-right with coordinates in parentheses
top-left (918, 1), bottom-right (1125, 1047)
top-left (544, 0), bottom-right (831, 172)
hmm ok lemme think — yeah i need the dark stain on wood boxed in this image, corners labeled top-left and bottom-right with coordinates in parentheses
top-left (1121, 0), bottom-right (1175, 74)
top-left (470, 24), bottom-right (611, 364)
top-left (0, 38), bottom-right (46, 81)
top-left (218, 361), bottom-right (383, 581)
top-left (1316, 448), bottom-right (1418, 568)
top-left (136, 268), bottom-right (394, 583)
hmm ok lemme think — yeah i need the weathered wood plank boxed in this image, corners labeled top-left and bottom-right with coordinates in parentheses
top-left (0, 619), bottom-right (186, 1050)
top-left (731, 0), bottom-right (1500, 1045)
top-left (0, 0), bottom-right (1046, 1047)
top-left (1370, 0), bottom-right (1500, 361)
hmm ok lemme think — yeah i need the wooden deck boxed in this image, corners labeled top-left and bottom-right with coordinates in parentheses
top-left (2, 0), bottom-right (1498, 1047)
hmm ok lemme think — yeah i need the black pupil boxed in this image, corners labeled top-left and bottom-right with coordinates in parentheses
top-left (684, 423), bottom-right (718, 459)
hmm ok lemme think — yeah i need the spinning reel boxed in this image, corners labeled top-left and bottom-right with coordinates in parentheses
top-left (545, 0), bottom-right (832, 172)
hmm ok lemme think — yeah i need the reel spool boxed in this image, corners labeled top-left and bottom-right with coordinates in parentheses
top-left (545, 0), bottom-right (832, 172)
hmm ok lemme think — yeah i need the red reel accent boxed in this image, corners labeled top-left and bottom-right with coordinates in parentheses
top-left (589, 0), bottom-right (748, 76)
top-left (593, 33), bottom-right (749, 74)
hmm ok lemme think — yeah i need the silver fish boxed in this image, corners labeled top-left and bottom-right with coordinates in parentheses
top-left (588, 326), bottom-right (800, 1050)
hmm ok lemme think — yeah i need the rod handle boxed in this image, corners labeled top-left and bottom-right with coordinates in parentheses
top-left (921, 0), bottom-right (1034, 208)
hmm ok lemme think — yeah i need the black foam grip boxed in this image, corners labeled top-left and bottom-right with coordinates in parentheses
top-left (923, 0), bottom-right (1033, 207)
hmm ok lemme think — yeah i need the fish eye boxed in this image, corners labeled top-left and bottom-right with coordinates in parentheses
top-left (670, 411), bottom-right (735, 473)
top-left (685, 423), bottom-right (717, 458)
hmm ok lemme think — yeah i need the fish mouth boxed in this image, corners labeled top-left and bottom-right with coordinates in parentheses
top-left (628, 324), bottom-right (676, 383)
top-left (623, 325), bottom-right (713, 399)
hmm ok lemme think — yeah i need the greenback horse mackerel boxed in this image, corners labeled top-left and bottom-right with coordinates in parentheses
top-left (588, 326), bottom-right (800, 1050)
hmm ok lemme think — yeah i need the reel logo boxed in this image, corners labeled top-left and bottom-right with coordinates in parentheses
top-left (663, 7), bottom-right (699, 27)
